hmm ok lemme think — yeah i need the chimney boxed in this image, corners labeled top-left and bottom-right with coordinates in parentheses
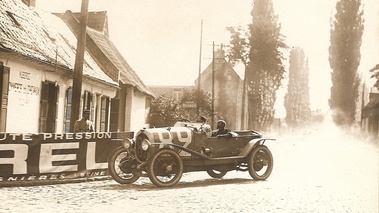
top-left (214, 49), bottom-right (225, 59)
top-left (22, 0), bottom-right (36, 7)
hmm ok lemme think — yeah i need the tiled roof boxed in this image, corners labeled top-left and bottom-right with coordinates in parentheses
top-left (86, 27), bottom-right (154, 97)
top-left (0, 0), bottom-right (117, 86)
top-left (73, 11), bottom-right (109, 37)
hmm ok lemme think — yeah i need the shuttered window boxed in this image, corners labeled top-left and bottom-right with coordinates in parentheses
top-left (83, 91), bottom-right (93, 112)
top-left (64, 87), bottom-right (72, 133)
top-left (0, 64), bottom-right (9, 132)
top-left (100, 96), bottom-right (109, 132)
top-left (109, 98), bottom-right (119, 132)
top-left (39, 82), bottom-right (58, 133)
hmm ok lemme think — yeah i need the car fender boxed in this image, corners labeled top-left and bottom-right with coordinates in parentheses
top-left (238, 138), bottom-right (275, 157)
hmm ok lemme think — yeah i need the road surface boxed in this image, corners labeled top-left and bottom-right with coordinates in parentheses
top-left (1, 130), bottom-right (378, 213)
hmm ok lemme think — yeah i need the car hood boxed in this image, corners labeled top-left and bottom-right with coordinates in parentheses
top-left (136, 126), bottom-right (195, 144)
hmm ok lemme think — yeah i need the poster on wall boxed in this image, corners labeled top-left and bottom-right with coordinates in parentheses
top-left (7, 70), bottom-right (41, 133)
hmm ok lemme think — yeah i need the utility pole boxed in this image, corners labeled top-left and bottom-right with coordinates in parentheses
top-left (211, 41), bottom-right (215, 129)
top-left (360, 82), bottom-right (365, 128)
top-left (196, 20), bottom-right (203, 117)
top-left (70, 0), bottom-right (89, 132)
top-left (241, 67), bottom-right (247, 130)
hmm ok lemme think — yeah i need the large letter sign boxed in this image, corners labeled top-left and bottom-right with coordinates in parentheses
top-left (0, 144), bottom-right (28, 174)
top-left (39, 142), bottom-right (79, 173)
top-left (86, 142), bottom-right (107, 170)
top-left (0, 132), bottom-right (133, 184)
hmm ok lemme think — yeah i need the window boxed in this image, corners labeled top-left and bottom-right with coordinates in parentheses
top-left (6, 11), bottom-right (22, 27)
top-left (173, 88), bottom-right (182, 100)
top-left (100, 96), bottom-right (109, 132)
top-left (64, 87), bottom-right (72, 133)
top-left (83, 91), bottom-right (93, 112)
top-left (82, 91), bottom-right (95, 129)
top-left (0, 63), bottom-right (9, 132)
top-left (109, 98), bottom-right (119, 132)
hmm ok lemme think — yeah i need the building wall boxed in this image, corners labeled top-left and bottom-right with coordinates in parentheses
top-left (197, 57), bottom-right (242, 130)
top-left (130, 90), bottom-right (149, 131)
top-left (1, 56), bottom-right (117, 134)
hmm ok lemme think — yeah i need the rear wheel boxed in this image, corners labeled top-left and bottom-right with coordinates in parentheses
top-left (148, 149), bottom-right (183, 187)
top-left (206, 169), bottom-right (227, 178)
top-left (247, 146), bottom-right (273, 180)
top-left (108, 147), bottom-right (140, 184)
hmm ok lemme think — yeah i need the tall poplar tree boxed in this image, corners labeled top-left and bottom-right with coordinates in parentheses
top-left (329, 0), bottom-right (364, 127)
top-left (284, 47), bottom-right (311, 128)
top-left (227, 0), bottom-right (286, 130)
top-left (248, 0), bottom-right (287, 130)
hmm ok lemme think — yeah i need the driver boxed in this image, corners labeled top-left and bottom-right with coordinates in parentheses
top-left (197, 116), bottom-right (212, 137)
top-left (211, 120), bottom-right (231, 137)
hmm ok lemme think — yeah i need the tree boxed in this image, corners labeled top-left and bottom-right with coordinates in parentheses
top-left (149, 95), bottom-right (180, 128)
top-left (179, 89), bottom-right (212, 121)
top-left (284, 47), bottom-right (311, 128)
top-left (329, 0), bottom-right (364, 127)
top-left (227, 0), bottom-right (287, 130)
top-left (226, 26), bottom-right (250, 129)
top-left (148, 89), bottom-right (212, 127)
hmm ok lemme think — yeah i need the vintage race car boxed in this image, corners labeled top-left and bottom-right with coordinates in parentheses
top-left (109, 120), bottom-right (275, 187)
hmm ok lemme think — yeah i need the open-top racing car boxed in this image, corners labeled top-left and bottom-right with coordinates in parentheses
top-left (108, 120), bottom-right (275, 187)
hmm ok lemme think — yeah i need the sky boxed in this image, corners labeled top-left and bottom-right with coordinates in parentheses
top-left (36, 0), bottom-right (379, 114)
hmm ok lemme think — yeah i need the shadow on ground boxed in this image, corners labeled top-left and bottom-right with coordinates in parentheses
top-left (96, 177), bottom-right (258, 191)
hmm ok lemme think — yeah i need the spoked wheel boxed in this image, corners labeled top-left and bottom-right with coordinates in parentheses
top-left (108, 147), bottom-right (140, 184)
top-left (147, 149), bottom-right (183, 187)
top-left (247, 145), bottom-right (273, 180)
top-left (206, 169), bottom-right (227, 178)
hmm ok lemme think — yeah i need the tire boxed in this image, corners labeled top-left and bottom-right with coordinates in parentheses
top-left (147, 149), bottom-right (183, 187)
top-left (247, 145), bottom-right (273, 180)
top-left (108, 147), bottom-right (140, 184)
top-left (206, 169), bottom-right (227, 178)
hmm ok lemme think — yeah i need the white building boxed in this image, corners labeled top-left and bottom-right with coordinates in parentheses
top-left (0, 0), bottom-right (153, 133)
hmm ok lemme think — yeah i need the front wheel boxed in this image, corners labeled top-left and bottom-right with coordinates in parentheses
top-left (108, 147), bottom-right (140, 184)
top-left (206, 169), bottom-right (227, 178)
top-left (247, 146), bottom-right (273, 180)
top-left (147, 149), bottom-right (183, 187)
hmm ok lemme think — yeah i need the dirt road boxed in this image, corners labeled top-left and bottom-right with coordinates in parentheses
top-left (1, 130), bottom-right (378, 213)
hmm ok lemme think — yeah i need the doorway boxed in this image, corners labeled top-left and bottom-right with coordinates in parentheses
top-left (39, 81), bottom-right (59, 132)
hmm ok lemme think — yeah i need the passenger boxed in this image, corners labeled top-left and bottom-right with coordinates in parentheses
top-left (197, 116), bottom-right (212, 137)
top-left (74, 109), bottom-right (94, 132)
top-left (211, 120), bottom-right (232, 137)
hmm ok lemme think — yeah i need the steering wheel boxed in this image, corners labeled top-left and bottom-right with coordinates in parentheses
top-left (180, 118), bottom-right (191, 122)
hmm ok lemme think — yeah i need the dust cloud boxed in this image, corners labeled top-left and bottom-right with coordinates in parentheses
top-left (265, 112), bottom-right (379, 211)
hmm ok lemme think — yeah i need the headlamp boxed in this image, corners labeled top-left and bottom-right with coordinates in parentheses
top-left (123, 138), bottom-right (133, 149)
top-left (141, 139), bottom-right (151, 151)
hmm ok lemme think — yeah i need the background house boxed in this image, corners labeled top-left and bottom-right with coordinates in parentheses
top-left (149, 85), bottom-right (194, 100)
top-left (195, 49), bottom-right (244, 130)
top-left (361, 90), bottom-right (379, 140)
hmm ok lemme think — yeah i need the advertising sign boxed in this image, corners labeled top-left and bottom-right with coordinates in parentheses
top-left (0, 132), bottom-right (133, 184)
top-left (7, 70), bottom-right (41, 133)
